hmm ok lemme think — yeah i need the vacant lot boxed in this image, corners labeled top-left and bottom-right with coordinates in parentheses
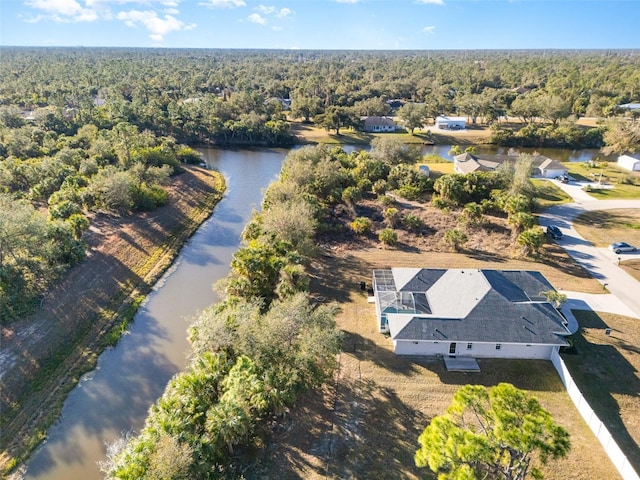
top-left (255, 249), bottom-right (620, 479)
top-left (573, 209), bottom-right (640, 281)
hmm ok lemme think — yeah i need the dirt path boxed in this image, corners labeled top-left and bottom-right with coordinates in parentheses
top-left (0, 165), bottom-right (225, 475)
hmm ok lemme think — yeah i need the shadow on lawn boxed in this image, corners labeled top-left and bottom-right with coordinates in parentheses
top-left (562, 311), bottom-right (640, 472)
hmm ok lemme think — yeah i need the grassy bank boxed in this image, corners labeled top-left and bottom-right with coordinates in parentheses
top-left (0, 166), bottom-right (225, 476)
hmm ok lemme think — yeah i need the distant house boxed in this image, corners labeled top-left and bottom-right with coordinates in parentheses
top-left (362, 116), bottom-right (398, 133)
top-left (454, 153), bottom-right (501, 174)
top-left (372, 268), bottom-right (570, 359)
top-left (386, 99), bottom-right (405, 111)
top-left (453, 153), bottom-right (567, 179)
top-left (536, 157), bottom-right (568, 178)
top-left (617, 154), bottom-right (640, 172)
top-left (435, 116), bottom-right (466, 130)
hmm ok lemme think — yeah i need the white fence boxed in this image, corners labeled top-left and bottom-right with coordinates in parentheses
top-left (551, 351), bottom-right (639, 480)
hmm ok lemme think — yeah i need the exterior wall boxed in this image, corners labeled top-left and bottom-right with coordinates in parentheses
top-left (617, 155), bottom-right (640, 172)
top-left (393, 340), bottom-right (556, 359)
top-left (552, 352), bottom-right (640, 480)
top-left (435, 116), bottom-right (466, 130)
top-left (539, 168), bottom-right (567, 178)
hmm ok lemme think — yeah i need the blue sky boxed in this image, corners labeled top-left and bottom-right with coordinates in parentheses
top-left (1, 0), bottom-right (639, 50)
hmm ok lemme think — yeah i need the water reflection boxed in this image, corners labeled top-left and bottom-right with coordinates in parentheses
top-left (22, 148), bottom-right (285, 480)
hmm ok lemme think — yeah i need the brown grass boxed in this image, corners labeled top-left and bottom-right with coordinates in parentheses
top-left (563, 310), bottom-right (640, 471)
top-left (573, 209), bottom-right (640, 248)
top-left (254, 249), bottom-right (620, 479)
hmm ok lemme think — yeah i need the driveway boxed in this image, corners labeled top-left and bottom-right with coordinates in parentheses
top-left (558, 292), bottom-right (638, 333)
top-left (541, 179), bottom-right (640, 319)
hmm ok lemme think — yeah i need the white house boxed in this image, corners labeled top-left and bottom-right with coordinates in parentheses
top-left (535, 157), bottom-right (568, 178)
top-left (453, 153), bottom-right (567, 179)
top-left (617, 154), bottom-right (640, 172)
top-left (435, 116), bottom-right (466, 130)
top-left (372, 268), bottom-right (570, 359)
top-left (362, 116), bottom-right (398, 133)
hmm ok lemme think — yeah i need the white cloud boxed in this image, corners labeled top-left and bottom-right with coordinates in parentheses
top-left (199, 0), bottom-right (246, 8)
top-left (422, 25), bottom-right (436, 34)
top-left (117, 9), bottom-right (196, 41)
top-left (25, 0), bottom-right (99, 22)
top-left (336, 0), bottom-right (359, 3)
top-left (416, 0), bottom-right (445, 5)
top-left (257, 4), bottom-right (275, 14)
top-left (271, 25), bottom-right (282, 31)
top-left (276, 7), bottom-right (292, 18)
top-left (247, 12), bottom-right (267, 24)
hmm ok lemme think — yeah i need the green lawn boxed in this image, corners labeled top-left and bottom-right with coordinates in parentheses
top-left (533, 179), bottom-right (573, 208)
top-left (421, 161), bottom-right (454, 178)
top-left (566, 162), bottom-right (640, 199)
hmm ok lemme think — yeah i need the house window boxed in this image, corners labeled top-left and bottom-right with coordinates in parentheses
top-left (467, 343), bottom-right (473, 350)
top-left (495, 344), bottom-right (502, 350)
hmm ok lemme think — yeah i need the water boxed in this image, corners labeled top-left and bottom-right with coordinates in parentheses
top-left (21, 148), bottom-right (286, 480)
top-left (18, 141), bottom-right (606, 479)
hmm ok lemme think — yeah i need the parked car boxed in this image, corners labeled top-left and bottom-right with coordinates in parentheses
top-left (609, 242), bottom-right (637, 254)
top-left (556, 174), bottom-right (569, 183)
top-left (546, 225), bottom-right (563, 240)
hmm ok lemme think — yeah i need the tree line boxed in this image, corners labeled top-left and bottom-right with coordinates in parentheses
top-left (0, 118), bottom-right (201, 323)
top-left (1, 48), bottom-right (640, 150)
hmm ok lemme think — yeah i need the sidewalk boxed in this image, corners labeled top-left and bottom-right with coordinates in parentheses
top-left (542, 179), bottom-right (640, 319)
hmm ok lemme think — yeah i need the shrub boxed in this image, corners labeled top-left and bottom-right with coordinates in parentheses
top-left (402, 213), bottom-right (423, 230)
top-left (383, 207), bottom-right (401, 227)
top-left (372, 179), bottom-right (388, 195)
top-left (517, 227), bottom-right (545, 256)
top-left (443, 228), bottom-right (468, 252)
top-left (131, 184), bottom-right (168, 212)
top-left (377, 194), bottom-right (396, 206)
top-left (397, 184), bottom-right (422, 200)
top-left (378, 228), bottom-right (398, 245)
top-left (356, 178), bottom-right (373, 193)
top-left (176, 146), bottom-right (203, 164)
top-left (342, 186), bottom-right (362, 205)
top-left (350, 217), bottom-right (372, 235)
top-left (432, 197), bottom-right (453, 210)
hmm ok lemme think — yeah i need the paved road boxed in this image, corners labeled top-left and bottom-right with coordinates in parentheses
top-left (540, 179), bottom-right (640, 319)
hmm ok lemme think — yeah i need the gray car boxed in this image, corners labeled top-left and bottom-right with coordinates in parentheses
top-left (609, 242), bottom-right (637, 254)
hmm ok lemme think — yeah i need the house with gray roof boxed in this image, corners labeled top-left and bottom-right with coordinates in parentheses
top-left (453, 153), bottom-right (567, 179)
top-left (373, 268), bottom-right (570, 359)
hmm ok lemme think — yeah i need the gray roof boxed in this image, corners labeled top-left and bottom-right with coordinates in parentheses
top-left (363, 116), bottom-right (397, 127)
top-left (453, 153), bottom-right (566, 174)
top-left (376, 268), bottom-right (569, 346)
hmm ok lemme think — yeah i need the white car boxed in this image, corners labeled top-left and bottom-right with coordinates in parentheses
top-left (609, 242), bottom-right (637, 254)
